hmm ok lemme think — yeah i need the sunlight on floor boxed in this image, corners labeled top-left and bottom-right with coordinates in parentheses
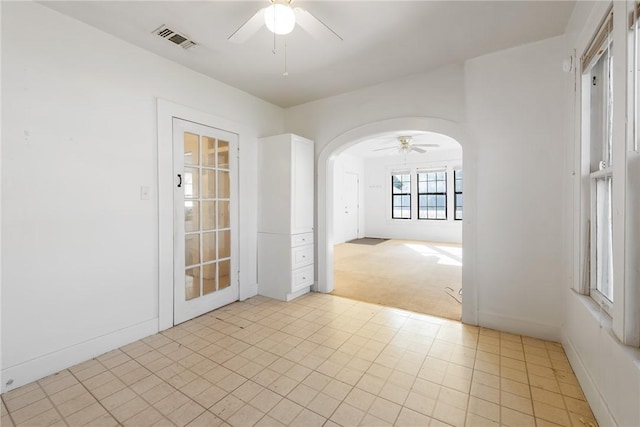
top-left (404, 243), bottom-right (462, 267)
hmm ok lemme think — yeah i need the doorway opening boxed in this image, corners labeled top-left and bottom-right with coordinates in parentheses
top-left (330, 130), bottom-right (463, 320)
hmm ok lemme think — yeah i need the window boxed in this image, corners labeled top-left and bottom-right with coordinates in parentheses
top-left (391, 173), bottom-right (411, 219)
top-left (417, 170), bottom-right (446, 220)
top-left (454, 169), bottom-right (463, 220)
top-left (582, 9), bottom-right (614, 308)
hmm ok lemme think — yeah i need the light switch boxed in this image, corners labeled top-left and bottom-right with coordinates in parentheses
top-left (140, 186), bottom-right (150, 200)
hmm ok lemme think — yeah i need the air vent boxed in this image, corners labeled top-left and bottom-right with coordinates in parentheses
top-left (152, 25), bottom-right (197, 50)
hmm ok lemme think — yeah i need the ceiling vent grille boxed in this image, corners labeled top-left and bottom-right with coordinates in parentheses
top-left (152, 25), bottom-right (197, 50)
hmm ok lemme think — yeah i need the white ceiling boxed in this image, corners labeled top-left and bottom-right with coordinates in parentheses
top-left (43, 1), bottom-right (575, 108)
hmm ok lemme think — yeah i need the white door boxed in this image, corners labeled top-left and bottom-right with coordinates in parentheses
top-left (173, 118), bottom-right (238, 325)
top-left (343, 172), bottom-right (359, 241)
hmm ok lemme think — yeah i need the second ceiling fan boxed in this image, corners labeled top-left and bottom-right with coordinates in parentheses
top-left (374, 136), bottom-right (439, 154)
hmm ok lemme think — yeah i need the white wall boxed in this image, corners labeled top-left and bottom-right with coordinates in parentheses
top-left (1, 2), bottom-right (284, 392)
top-left (363, 150), bottom-right (462, 243)
top-left (464, 36), bottom-right (567, 340)
top-left (561, 1), bottom-right (640, 426)
top-left (332, 153), bottom-right (365, 244)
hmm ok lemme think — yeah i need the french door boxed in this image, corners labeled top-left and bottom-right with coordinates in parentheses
top-left (173, 118), bottom-right (238, 325)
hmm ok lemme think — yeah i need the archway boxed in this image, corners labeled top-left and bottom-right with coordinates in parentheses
top-left (316, 117), bottom-right (478, 324)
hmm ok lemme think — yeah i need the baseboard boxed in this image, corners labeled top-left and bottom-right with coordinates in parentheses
top-left (478, 312), bottom-right (563, 342)
top-left (563, 336), bottom-right (617, 426)
top-left (1, 318), bottom-right (158, 393)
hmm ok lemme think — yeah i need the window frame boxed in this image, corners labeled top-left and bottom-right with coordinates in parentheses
top-left (391, 173), bottom-right (411, 220)
top-left (454, 169), bottom-right (463, 221)
top-left (417, 170), bottom-right (447, 220)
top-left (581, 8), bottom-right (614, 307)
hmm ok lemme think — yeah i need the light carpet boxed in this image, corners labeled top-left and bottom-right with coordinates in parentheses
top-left (333, 239), bottom-right (462, 320)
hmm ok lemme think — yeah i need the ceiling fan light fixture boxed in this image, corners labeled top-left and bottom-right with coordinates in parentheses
top-left (264, 4), bottom-right (296, 35)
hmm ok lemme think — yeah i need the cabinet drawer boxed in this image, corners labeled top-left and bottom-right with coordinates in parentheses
top-left (292, 244), bottom-right (313, 269)
top-left (291, 232), bottom-right (314, 247)
top-left (292, 264), bottom-right (314, 292)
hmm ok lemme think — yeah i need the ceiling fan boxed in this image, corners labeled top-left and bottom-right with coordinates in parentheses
top-left (228, 0), bottom-right (342, 43)
top-left (373, 136), bottom-right (439, 154)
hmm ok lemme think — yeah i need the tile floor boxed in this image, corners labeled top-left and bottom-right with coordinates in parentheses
top-left (1, 293), bottom-right (598, 427)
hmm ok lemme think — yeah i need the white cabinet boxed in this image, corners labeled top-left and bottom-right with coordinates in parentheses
top-left (257, 134), bottom-right (314, 301)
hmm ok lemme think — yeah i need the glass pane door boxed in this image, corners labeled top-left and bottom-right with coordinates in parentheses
top-left (183, 135), bottom-right (232, 300)
top-left (173, 118), bottom-right (238, 325)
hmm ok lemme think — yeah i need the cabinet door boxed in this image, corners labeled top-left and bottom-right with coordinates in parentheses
top-left (291, 137), bottom-right (314, 234)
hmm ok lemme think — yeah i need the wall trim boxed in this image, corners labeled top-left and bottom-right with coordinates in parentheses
top-left (563, 335), bottom-right (617, 427)
top-left (1, 319), bottom-right (158, 394)
top-left (478, 312), bottom-right (563, 342)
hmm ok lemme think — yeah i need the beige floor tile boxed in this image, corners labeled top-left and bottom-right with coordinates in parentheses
top-left (165, 400), bottom-right (206, 426)
top-left (404, 391), bottom-right (436, 416)
top-left (185, 410), bottom-right (225, 427)
top-left (378, 381), bottom-right (409, 405)
top-left (500, 377), bottom-right (531, 398)
top-left (360, 412), bottom-right (393, 426)
top-left (1, 294), bottom-right (597, 427)
top-left (330, 402), bottom-right (365, 426)
top-left (55, 391), bottom-right (97, 417)
top-left (558, 381), bottom-right (586, 400)
top-left (85, 412), bottom-right (120, 426)
top-left (344, 388), bottom-right (376, 412)
top-left (395, 407), bottom-right (431, 426)
top-left (122, 406), bottom-right (164, 427)
top-left (322, 379), bottom-right (352, 401)
top-left (465, 412), bottom-right (499, 426)
top-left (290, 407), bottom-right (326, 427)
top-left (3, 387), bottom-right (46, 413)
top-left (15, 407), bottom-right (62, 427)
top-left (568, 409), bottom-right (599, 427)
top-left (533, 400), bottom-right (571, 426)
top-left (501, 390), bottom-right (533, 415)
top-left (302, 371), bottom-right (332, 391)
top-left (306, 392), bottom-right (340, 418)
top-left (10, 398), bottom-right (53, 425)
top-left (469, 381), bottom-right (499, 405)
top-left (368, 396), bottom-right (402, 423)
top-left (501, 406), bottom-right (535, 427)
top-left (268, 398), bottom-right (303, 425)
top-left (432, 400), bottom-right (466, 427)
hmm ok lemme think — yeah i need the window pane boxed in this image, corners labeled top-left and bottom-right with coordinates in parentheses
top-left (418, 181), bottom-right (427, 193)
top-left (184, 133), bottom-right (199, 165)
top-left (202, 136), bottom-right (216, 167)
top-left (455, 207), bottom-right (463, 220)
top-left (436, 181), bottom-right (445, 193)
top-left (456, 194), bottom-right (463, 207)
top-left (436, 195), bottom-right (445, 207)
top-left (594, 176), bottom-right (613, 301)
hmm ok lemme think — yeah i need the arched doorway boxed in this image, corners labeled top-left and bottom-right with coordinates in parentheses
top-left (316, 117), bottom-right (478, 325)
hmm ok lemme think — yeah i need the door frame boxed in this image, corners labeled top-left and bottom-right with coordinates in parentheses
top-left (157, 99), bottom-right (247, 331)
top-left (343, 171), bottom-right (360, 241)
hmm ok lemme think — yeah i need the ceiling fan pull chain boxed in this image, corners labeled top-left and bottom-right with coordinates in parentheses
top-left (272, 30), bottom-right (276, 54)
top-left (283, 38), bottom-right (289, 76)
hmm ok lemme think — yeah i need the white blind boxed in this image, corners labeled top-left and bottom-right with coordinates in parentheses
top-left (581, 9), bottom-right (614, 73)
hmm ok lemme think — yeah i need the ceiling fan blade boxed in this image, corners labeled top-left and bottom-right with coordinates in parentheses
top-left (228, 8), bottom-right (265, 43)
top-left (412, 144), bottom-right (439, 147)
top-left (411, 147), bottom-right (427, 154)
top-left (372, 147), bottom-right (396, 152)
top-left (294, 8), bottom-right (343, 41)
